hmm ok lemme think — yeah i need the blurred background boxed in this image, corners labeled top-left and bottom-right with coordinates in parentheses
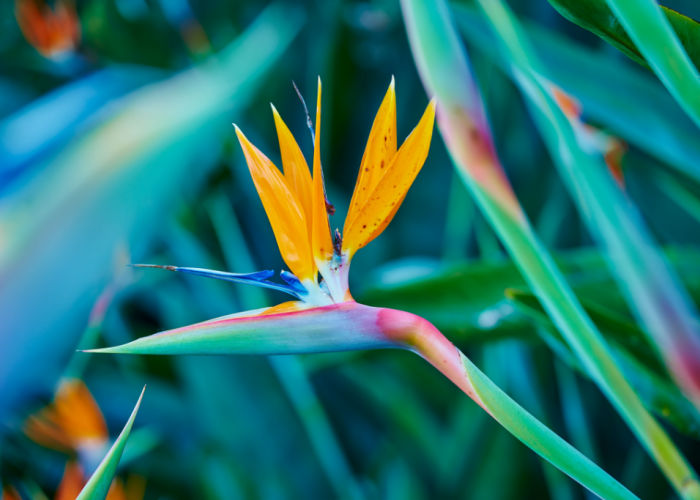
top-left (1, 0), bottom-right (700, 498)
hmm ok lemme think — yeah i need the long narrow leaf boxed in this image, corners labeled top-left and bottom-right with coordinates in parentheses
top-left (76, 386), bottom-right (145, 500)
top-left (453, 4), bottom-right (700, 184)
top-left (477, 0), bottom-right (700, 429)
top-left (400, 0), bottom-right (700, 497)
top-left (602, 0), bottom-right (700, 126)
top-left (473, 1), bottom-right (700, 496)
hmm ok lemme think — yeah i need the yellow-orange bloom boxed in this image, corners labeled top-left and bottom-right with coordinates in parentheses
top-left (234, 78), bottom-right (435, 304)
top-left (25, 379), bottom-right (107, 451)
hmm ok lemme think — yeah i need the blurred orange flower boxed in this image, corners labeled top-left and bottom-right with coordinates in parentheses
top-left (25, 379), bottom-right (144, 500)
top-left (15, 0), bottom-right (80, 58)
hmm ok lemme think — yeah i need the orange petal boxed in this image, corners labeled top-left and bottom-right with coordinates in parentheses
top-left (259, 300), bottom-right (304, 315)
top-left (271, 104), bottom-right (313, 233)
top-left (24, 414), bottom-right (73, 450)
top-left (311, 78), bottom-right (334, 263)
top-left (15, 0), bottom-right (80, 57)
top-left (345, 78), bottom-right (397, 232)
top-left (342, 100), bottom-right (435, 255)
top-left (55, 461), bottom-right (85, 500)
top-left (25, 379), bottom-right (108, 450)
top-left (53, 380), bottom-right (108, 443)
top-left (235, 126), bottom-right (316, 281)
top-left (106, 478), bottom-right (128, 500)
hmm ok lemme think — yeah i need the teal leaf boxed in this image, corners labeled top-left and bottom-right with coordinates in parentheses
top-left (546, 0), bottom-right (700, 71)
top-left (76, 386), bottom-right (145, 500)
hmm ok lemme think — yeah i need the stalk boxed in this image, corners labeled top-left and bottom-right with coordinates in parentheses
top-left (400, 0), bottom-right (700, 497)
top-left (379, 309), bottom-right (637, 500)
top-left (603, 0), bottom-right (700, 127)
top-left (478, 0), bottom-right (700, 416)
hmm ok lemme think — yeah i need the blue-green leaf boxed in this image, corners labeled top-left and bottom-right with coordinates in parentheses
top-left (76, 386), bottom-right (145, 500)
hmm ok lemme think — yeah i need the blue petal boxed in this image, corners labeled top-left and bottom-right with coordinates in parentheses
top-left (132, 265), bottom-right (301, 298)
top-left (279, 270), bottom-right (308, 294)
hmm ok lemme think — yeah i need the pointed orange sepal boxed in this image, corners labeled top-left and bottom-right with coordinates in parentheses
top-left (271, 104), bottom-right (314, 234)
top-left (235, 126), bottom-right (316, 282)
top-left (15, 0), bottom-right (80, 58)
top-left (25, 379), bottom-right (108, 451)
top-left (311, 78), bottom-right (334, 264)
top-left (342, 99), bottom-right (436, 255)
top-left (55, 462), bottom-right (85, 500)
top-left (346, 77), bottom-right (397, 230)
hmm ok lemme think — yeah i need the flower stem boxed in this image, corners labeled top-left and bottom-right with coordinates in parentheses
top-left (388, 311), bottom-right (638, 500)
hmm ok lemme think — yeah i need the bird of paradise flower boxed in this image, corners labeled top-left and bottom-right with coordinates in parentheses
top-left (91, 78), bottom-right (637, 499)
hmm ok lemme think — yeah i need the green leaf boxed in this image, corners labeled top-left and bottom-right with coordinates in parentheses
top-left (362, 247), bottom-right (700, 438)
top-left (546, 0), bottom-right (700, 71)
top-left (507, 289), bottom-right (700, 438)
top-left (89, 302), bottom-right (392, 356)
top-left (473, 0), bottom-right (700, 493)
top-left (461, 353), bottom-right (638, 500)
top-left (547, 0), bottom-right (700, 125)
top-left (482, 0), bottom-right (700, 414)
top-left (77, 386), bottom-right (145, 500)
top-left (453, 3), bottom-right (700, 183)
top-left (361, 247), bottom-right (700, 349)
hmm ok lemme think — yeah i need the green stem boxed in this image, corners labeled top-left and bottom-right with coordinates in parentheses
top-left (400, 0), bottom-right (700, 496)
top-left (472, 185), bottom-right (700, 500)
top-left (398, 314), bottom-right (637, 500)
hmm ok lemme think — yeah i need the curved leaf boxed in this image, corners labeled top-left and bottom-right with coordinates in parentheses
top-left (453, 4), bottom-right (700, 183)
top-left (508, 288), bottom-right (700, 438)
top-left (0, 3), bottom-right (304, 420)
top-left (546, 0), bottom-right (700, 71)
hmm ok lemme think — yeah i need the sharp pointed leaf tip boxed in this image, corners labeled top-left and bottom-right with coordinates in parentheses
top-left (75, 386), bottom-right (145, 500)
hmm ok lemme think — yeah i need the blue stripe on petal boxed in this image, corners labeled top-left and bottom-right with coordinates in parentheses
top-left (131, 265), bottom-right (301, 298)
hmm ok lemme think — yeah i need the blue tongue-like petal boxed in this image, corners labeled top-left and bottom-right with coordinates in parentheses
top-left (279, 270), bottom-right (308, 294)
top-left (131, 265), bottom-right (303, 298)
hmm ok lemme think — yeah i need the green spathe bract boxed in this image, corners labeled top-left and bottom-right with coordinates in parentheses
top-left (89, 303), bottom-right (392, 356)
